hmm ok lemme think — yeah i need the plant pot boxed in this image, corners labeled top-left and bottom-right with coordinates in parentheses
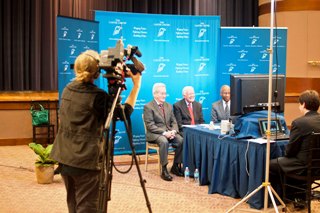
top-left (35, 165), bottom-right (54, 184)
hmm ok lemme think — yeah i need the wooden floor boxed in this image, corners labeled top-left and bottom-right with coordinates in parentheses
top-left (0, 145), bottom-right (318, 213)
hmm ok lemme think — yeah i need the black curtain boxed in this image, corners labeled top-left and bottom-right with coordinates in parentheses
top-left (0, 0), bottom-right (258, 91)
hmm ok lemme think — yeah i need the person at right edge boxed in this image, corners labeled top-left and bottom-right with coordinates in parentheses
top-left (269, 90), bottom-right (320, 207)
top-left (50, 50), bottom-right (142, 213)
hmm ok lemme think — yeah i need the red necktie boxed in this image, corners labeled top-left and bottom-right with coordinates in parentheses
top-left (188, 103), bottom-right (195, 125)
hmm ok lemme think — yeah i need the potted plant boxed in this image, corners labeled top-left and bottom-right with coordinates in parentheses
top-left (29, 142), bottom-right (57, 184)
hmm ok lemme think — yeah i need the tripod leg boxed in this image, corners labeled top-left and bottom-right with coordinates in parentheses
top-left (120, 107), bottom-right (152, 213)
top-left (269, 185), bottom-right (286, 207)
top-left (226, 184), bottom-right (265, 212)
top-left (97, 124), bottom-right (115, 213)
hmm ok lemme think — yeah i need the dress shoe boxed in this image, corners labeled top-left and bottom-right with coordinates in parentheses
top-left (161, 168), bottom-right (172, 181)
top-left (178, 164), bottom-right (184, 174)
top-left (171, 164), bottom-right (184, 177)
top-left (293, 198), bottom-right (305, 209)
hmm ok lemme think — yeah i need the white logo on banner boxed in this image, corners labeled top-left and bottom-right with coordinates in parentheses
top-left (70, 49), bottom-right (75, 55)
top-left (158, 28), bottom-right (166, 37)
top-left (198, 29), bottom-right (207, 38)
top-left (114, 135), bottom-right (122, 144)
top-left (153, 21), bottom-right (170, 42)
top-left (224, 35), bottom-right (239, 47)
top-left (194, 22), bottom-right (210, 42)
top-left (153, 57), bottom-right (169, 76)
top-left (197, 90), bottom-right (210, 110)
top-left (59, 27), bottom-right (70, 41)
top-left (113, 26), bottom-right (122, 36)
top-left (261, 53), bottom-right (268, 59)
top-left (61, 61), bottom-right (71, 74)
top-left (199, 96), bottom-right (206, 104)
top-left (273, 38), bottom-right (279, 45)
top-left (272, 64), bottom-right (280, 73)
top-left (225, 63), bottom-right (236, 74)
top-left (76, 29), bottom-right (83, 40)
top-left (249, 64), bottom-right (258, 73)
top-left (238, 50), bottom-right (248, 61)
top-left (91, 34), bottom-right (95, 40)
top-left (194, 57), bottom-right (209, 76)
top-left (157, 63), bottom-right (166, 72)
top-left (198, 63), bottom-right (206, 72)
top-left (245, 36), bottom-right (262, 48)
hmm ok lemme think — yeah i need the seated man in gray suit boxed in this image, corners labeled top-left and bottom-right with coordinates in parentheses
top-left (143, 83), bottom-right (183, 181)
top-left (211, 85), bottom-right (231, 123)
top-left (173, 86), bottom-right (205, 133)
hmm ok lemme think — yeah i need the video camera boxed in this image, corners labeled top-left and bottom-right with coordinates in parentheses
top-left (99, 39), bottom-right (144, 81)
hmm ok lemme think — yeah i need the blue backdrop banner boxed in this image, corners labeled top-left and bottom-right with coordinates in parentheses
top-left (218, 27), bottom-right (287, 88)
top-left (95, 11), bottom-right (220, 155)
top-left (57, 16), bottom-right (99, 100)
top-left (57, 14), bottom-right (287, 156)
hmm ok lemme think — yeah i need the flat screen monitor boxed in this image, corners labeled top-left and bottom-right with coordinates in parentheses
top-left (230, 74), bottom-right (286, 115)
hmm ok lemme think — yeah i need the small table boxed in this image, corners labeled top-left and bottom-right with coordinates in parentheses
top-left (183, 125), bottom-right (287, 209)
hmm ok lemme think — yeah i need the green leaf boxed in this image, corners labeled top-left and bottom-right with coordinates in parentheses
top-left (29, 143), bottom-right (57, 165)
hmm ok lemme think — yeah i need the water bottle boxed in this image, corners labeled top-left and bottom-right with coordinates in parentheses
top-left (194, 168), bottom-right (199, 185)
top-left (184, 167), bottom-right (190, 182)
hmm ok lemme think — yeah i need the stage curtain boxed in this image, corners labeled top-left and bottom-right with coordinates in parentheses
top-left (0, 0), bottom-right (258, 91)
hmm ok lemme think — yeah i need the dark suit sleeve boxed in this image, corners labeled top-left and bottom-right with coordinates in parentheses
top-left (169, 105), bottom-right (179, 132)
top-left (173, 103), bottom-right (183, 132)
top-left (285, 120), bottom-right (302, 157)
top-left (196, 102), bottom-right (205, 124)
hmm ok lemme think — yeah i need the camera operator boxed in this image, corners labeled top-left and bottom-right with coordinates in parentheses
top-left (50, 50), bottom-right (141, 213)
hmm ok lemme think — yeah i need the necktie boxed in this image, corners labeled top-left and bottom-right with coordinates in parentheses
top-left (159, 104), bottom-right (165, 120)
top-left (225, 102), bottom-right (230, 119)
top-left (188, 103), bottom-right (195, 125)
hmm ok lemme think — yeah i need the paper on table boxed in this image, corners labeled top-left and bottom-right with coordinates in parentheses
top-left (182, 125), bottom-right (197, 128)
top-left (199, 123), bottom-right (221, 130)
top-left (248, 138), bottom-right (276, 144)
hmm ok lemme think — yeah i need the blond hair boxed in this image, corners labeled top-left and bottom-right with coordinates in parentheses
top-left (74, 50), bottom-right (100, 82)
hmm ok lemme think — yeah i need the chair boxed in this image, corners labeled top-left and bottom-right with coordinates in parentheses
top-left (142, 114), bottom-right (174, 175)
top-left (282, 132), bottom-right (320, 213)
top-left (31, 100), bottom-right (55, 145)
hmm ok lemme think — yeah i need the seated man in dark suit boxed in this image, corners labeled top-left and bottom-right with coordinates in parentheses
top-left (173, 86), bottom-right (205, 133)
top-left (211, 85), bottom-right (231, 123)
top-left (143, 83), bottom-right (184, 181)
top-left (269, 90), bottom-right (320, 204)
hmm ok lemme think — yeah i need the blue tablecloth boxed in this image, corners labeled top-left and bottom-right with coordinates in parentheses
top-left (183, 125), bottom-right (287, 209)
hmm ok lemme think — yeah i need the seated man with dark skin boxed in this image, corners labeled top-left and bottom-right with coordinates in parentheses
top-left (211, 85), bottom-right (231, 123)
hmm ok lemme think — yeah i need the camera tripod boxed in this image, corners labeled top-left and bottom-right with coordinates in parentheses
top-left (97, 84), bottom-right (152, 213)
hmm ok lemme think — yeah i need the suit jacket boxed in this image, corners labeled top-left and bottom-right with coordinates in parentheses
top-left (278, 111), bottom-right (320, 174)
top-left (143, 100), bottom-right (179, 142)
top-left (211, 100), bottom-right (229, 122)
top-left (173, 99), bottom-right (204, 132)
